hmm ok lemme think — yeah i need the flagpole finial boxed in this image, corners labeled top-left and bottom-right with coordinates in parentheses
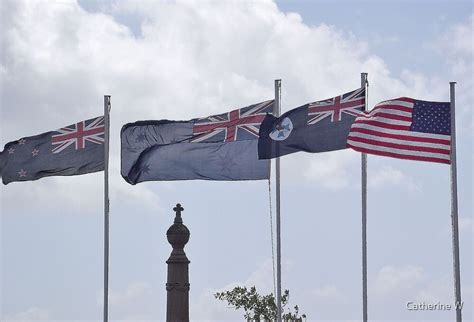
top-left (173, 203), bottom-right (184, 224)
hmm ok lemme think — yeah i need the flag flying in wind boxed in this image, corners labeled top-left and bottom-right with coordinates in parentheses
top-left (121, 101), bottom-right (273, 184)
top-left (347, 97), bottom-right (451, 164)
top-left (0, 116), bottom-right (105, 184)
top-left (258, 88), bottom-right (365, 159)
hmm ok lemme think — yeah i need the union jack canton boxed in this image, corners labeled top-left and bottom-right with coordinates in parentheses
top-left (191, 100), bottom-right (274, 143)
top-left (52, 116), bottom-right (105, 153)
top-left (307, 87), bottom-right (365, 125)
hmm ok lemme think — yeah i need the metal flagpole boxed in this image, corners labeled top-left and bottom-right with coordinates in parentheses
top-left (274, 79), bottom-right (282, 322)
top-left (103, 95), bottom-right (111, 322)
top-left (449, 82), bottom-right (462, 322)
top-left (360, 73), bottom-right (368, 322)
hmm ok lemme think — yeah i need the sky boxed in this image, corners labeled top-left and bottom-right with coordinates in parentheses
top-left (0, 0), bottom-right (472, 321)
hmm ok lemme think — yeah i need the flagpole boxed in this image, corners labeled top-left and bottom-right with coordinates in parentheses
top-left (360, 72), bottom-right (368, 322)
top-left (274, 79), bottom-right (282, 322)
top-left (103, 95), bottom-right (111, 322)
top-left (449, 82), bottom-right (462, 322)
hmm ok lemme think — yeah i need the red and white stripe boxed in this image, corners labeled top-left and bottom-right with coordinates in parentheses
top-left (347, 97), bottom-right (451, 164)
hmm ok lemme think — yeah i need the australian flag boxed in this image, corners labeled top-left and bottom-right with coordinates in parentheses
top-left (0, 116), bottom-right (105, 185)
top-left (121, 101), bottom-right (273, 184)
top-left (258, 88), bottom-right (365, 159)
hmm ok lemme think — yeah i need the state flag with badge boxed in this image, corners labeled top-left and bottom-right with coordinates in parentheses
top-left (258, 88), bottom-right (366, 159)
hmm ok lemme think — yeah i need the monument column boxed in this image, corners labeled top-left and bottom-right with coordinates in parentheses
top-left (166, 203), bottom-right (190, 322)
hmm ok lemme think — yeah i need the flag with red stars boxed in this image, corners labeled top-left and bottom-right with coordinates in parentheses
top-left (0, 116), bottom-right (105, 184)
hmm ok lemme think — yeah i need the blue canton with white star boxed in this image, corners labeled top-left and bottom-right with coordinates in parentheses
top-left (411, 100), bottom-right (450, 135)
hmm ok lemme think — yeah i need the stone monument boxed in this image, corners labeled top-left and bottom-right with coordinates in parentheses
top-left (166, 203), bottom-right (190, 321)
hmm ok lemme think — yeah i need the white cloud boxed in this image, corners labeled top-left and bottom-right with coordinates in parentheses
top-left (96, 281), bottom-right (159, 320)
top-left (1, 0), bottom-right (461, 198)
top-left (3, 307), bottom-right (52, 321)
top-left (312, 285), bottom-right (342, 300)
top-left (1, 1), bottom-right (472, 320)
top-left (284, 149), bottom-right (359, 190)
top-left (413, 275), bottom-right (452, 304)
top-left (458, 216), bottom-right (474, 234)
top-left (189, 287), bottom-right (241, 321)
top-left (371, 265), bottom-right (425, 296)
top-left (0, 167), bottom-right (161, 217)
top-left (436, 14), bottom-right (473, 61)
top-left (434, 14), bottom-right (473, 133)
top-left (304, 266), bottom-right (473, 321)
top-left (369, 165), bottom-right (421, 192)
top-left (109, 282), bottom-right (152, 307)
top-left (369, 265), bottom-right (473, 319)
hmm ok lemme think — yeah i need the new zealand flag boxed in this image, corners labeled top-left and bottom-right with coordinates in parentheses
top-left (0, 116), bottom-right (105, 184)
top-left (121, 101), bottom-right (273, 184)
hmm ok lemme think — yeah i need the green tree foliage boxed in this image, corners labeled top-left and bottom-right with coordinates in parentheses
top-left (215, 286), bottom-right (307, 321)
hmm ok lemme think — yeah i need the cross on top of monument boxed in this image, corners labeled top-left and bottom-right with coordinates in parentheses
top-left (173, 203), bottom-right (184, 224)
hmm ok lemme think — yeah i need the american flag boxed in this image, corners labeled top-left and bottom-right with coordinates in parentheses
top-left (347, 97), bottom-right (451, 164)
top-left (191, 100), bottom-right (273, 143)
top-left (307, 87), bottom-right (365, 125)
top-left (51, 116), bottom-right (105, 153)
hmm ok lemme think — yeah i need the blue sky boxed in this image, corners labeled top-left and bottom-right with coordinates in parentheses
top-left (1, 0), bottom-right (472, 321)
